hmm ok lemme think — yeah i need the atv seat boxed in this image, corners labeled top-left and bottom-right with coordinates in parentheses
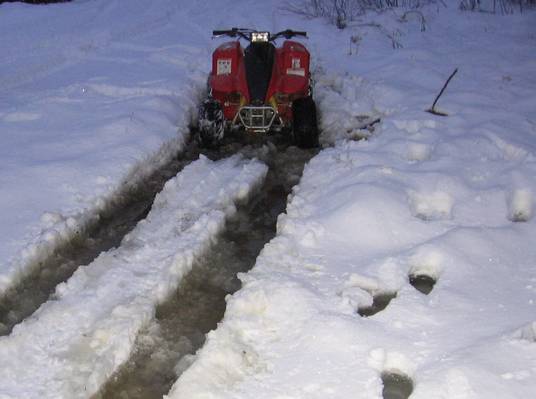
top-left (244, 42), bottom-right (275, 103)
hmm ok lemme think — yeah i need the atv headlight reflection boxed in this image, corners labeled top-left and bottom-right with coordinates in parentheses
top-left (251, 32), bottom-right (269, 42)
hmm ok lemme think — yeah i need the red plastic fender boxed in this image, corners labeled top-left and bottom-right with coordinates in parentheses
top-left (210, 41), bottom-right (249, 119)
top-left (266, 40), bottom-right (311, 122)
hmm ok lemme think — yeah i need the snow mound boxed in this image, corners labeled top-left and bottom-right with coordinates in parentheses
top-left (408, 189), bottom-right (454, 221)
top-left (512, 322), bottom-right (536, 343)
top-left (315, 73), bottom-right (381, 145)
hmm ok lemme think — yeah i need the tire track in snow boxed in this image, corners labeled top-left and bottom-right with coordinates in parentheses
top-left (0, 152), bottom-right (268, 399)
top-left (0, 144), bottom-right (201, 336)
top-left (95, 144), bottom-right (317, 399)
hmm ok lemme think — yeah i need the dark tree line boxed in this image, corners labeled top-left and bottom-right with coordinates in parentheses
top-left (460, 0), bottom-right (535, 13)
top-left (286, 0), bottom-right (535, 25)
top-left (0, 0), bottom-right (71, 4)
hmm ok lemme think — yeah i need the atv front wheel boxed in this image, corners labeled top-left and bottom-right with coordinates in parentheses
top-left (198, 99), bottom-right (224, 148)
top-left (292, 97), bottom-right (319, 148)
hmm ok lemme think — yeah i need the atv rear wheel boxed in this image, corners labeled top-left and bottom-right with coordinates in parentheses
top-left (198, 99), bottom-right (224, 148)
top-left (292, 97), bottom-right (319, 148)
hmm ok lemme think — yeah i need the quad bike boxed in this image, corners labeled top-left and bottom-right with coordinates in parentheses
top-left (197, 28), bottom-right (318, 148)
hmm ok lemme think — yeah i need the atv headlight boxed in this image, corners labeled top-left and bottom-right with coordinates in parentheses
top-left (251, 32), bottom-right (269, 42)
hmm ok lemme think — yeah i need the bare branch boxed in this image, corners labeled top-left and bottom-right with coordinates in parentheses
top-left (426, 68), bottom-right (458, 117)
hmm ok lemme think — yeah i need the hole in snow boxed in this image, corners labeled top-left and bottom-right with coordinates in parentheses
top-left (358, 292), bottom-right (397, 317)
top-left (382, 371), bottom-right (414, 399)
top-left (407, 249), bottom-right (442, 295)
top-left (409, 274), bottom-right (436, 295)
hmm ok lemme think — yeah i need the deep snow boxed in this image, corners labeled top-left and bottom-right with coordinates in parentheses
top-left (0, 154), bottom-right (267, 398)
top-left (168, 4), bottom-right (536, 399)
top-left (0, 0), bottom-right (208, 295)
top-left (1, 0), bottom-right (535, 398)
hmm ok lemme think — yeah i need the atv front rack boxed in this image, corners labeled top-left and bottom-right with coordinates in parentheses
top-left (234, 105), bottom-right (282, 133)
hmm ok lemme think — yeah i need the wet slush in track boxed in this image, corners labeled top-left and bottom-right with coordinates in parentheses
top-left (96, 141), bottom-right (315, 398)
top-left (0, 145), bottom-right (201, 336)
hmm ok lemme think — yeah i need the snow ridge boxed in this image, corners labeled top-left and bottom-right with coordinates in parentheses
top-left (0, 155), bottom-right (268, 399)
top-left (0, 134), bottom-right (188, 297)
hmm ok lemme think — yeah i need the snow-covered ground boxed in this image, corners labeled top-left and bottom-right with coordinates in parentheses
top-left (0, 154), bottom-right (267, 398)
top-left (168, 4), bottom-right (536, 399)
top-left (1, 0), bottom-right (535, 398)
top-left (0, 0), bottom-right (207, 294)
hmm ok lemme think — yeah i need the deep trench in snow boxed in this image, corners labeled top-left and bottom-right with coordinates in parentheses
top-left (94, 141), bottom-right (316, 399)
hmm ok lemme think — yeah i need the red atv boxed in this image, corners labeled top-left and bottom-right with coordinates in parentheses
top-left (198, 28), bottom-right (318, 148)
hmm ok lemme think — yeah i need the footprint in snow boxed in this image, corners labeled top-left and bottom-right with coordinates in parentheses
top-left (369, 349), bottom-right (415, 399)
top-left (408, 274), bottom-right (436, 295)
top-left (382, 371), bottom-right (414, 399)
top-left (339, 274), bottom-right (397, 317)
top-left (507, 189), bottom-right (533, 222)
top-left (358, 292), bottom-right (397, 317)
top-left (408, 190), bottom-right (453, 221)
top-left (407, 249), bottom-right (443, 295)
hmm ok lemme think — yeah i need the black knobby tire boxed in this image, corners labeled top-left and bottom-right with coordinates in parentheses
top-left (292, 96), bottom-right (319, 148)
top-left (198, 99), bottom-right (224, 148)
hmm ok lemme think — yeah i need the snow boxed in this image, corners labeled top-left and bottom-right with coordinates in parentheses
top-left (0, 155), bottom-right (267, 398)
top-left (1, 0), bottom-right (535, 398)
top-left (0, 0), bottom-right (208, 295)
top-left (168, 4), bottom-right (536, 399)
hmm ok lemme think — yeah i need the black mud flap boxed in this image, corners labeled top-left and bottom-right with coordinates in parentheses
top-left (292, 96), bottom-right (319, 148)
top-left (198, 99), bottom-right (224, 148)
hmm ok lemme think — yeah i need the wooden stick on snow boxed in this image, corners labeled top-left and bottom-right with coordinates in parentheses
top-left (426, 68), bottom-right (458, 116)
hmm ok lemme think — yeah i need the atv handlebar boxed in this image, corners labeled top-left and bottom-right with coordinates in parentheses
top-left (212, 29), bottom-right (238, 37)
top-left (212, 28), bottom-right (307, 41)
top-left (271, 29), bottom-right (307, 40)
top-left (212, 28), bottom-right (250, 41)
